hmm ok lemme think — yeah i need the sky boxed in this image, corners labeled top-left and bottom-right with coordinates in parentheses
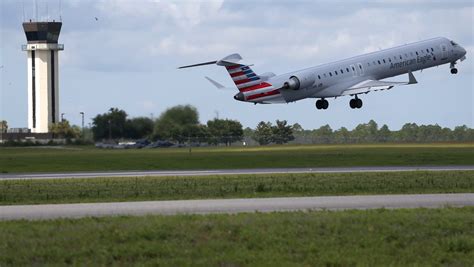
top-left (0, 0), bottom-right (473, 131)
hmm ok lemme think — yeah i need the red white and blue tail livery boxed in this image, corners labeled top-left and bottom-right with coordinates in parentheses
top-left (179, 37), bottom-right (466, 109)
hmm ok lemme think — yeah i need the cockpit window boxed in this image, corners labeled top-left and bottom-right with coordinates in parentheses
top-left (450, 40), bottom-right (458, 46)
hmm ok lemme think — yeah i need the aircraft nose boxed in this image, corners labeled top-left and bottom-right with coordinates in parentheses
top-left (461, 46), bottom-right (467, 56)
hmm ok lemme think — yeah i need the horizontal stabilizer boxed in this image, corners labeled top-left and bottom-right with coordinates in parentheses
top-left (205, 76), bottom-right (234, 90)
top-left (216, 53), bottom-right (242, 66)
top-left (178, 61), bottom-right (218, 69)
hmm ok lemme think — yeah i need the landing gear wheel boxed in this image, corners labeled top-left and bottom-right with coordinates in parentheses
top-left (350, 98), bottom-right (363, 109)
top-left (315, 100), bottom-right (322, 109)
top-left (349, 99), bottom-right (356, 109)
top-left (316, 99), bottom-right (329, 110)
top-left (451, 68), bottom-right (458, 74)
top-left (322, 99), bottom-right (329, 109)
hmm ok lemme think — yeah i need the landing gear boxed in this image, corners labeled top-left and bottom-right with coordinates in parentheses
top-left (349, 96), bottom-right (363, 109)
top-left (316, 98), bottom-right (329, 110)
top-left (450, 62), bottom-right (458, 74)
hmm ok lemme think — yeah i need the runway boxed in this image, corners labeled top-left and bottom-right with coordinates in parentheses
top-left (0, 193), bottom-right (472, 220)
top-left (1, 165), bottom-right (473, 180)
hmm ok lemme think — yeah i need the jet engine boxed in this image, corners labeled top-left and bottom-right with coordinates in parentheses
top-left (282, 74), bottom-right (315, 90)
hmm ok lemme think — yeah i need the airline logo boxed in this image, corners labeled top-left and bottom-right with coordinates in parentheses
top-left (225, 64), bottom-right (281, 101)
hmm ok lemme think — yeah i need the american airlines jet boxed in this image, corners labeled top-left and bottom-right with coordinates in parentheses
top-left (179, 37), bottom-right (466, 109)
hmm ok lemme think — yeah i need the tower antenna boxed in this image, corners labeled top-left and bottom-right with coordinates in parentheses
top-left (34, 0), bottom-right (38, 22)
top-left (59, 0), bottom-right (62, 22)
top-left (22, 0), bottom-right (25, 22)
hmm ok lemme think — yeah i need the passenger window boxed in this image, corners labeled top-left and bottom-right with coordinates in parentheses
top-left (329, 72), bottom-right (332, 77)
top-left (352, 66), bottom-right (355, 71)
top-left (359, 65), bottom-right (362, 69)
top-left (388, 58), bottom-right (391, 62)
top-left (324, 73), bottom-right (327, 77)
top-left (378, 60), bottom-right (381, 64)
top-left (426, 49), bottom-right (429, 53)
top-left (318, 75), bottom-right (321, 79)
top-left (340, 69), bottom-right (344, 73)
top-left (416, 51), bottom-right (418, 56)
top-left (346, 67), bottom-right (349, 72)
top-left (383, 59), bottom-right (386, 63)
top-left (399, 55), bottom-right (402, 60)
top-left (431, 48), bottom-right (434, 52)
top-left (335, 71), bottom-right (338, 75)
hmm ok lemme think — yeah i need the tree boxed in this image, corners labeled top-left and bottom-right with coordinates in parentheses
top-left (377, 124), bottom-right (391, 142)
top-left (125, 117), bottom-right (154, 139)
top-left (334, 127), bottom-right (350, 144)
top-left (397, 123), bottom-right (419, 142)
top-left (92, 108), bottom-right (128, 141)
top-left (271, 120), bottom-right (294, 144)
top-left (186, 124), bottom-right (209, 144)
top-left (352, 120), bottom-right (378, 143)
top-left (0, 120), bottom-right (7, 133)
top-left (207, 119), bottom-right (243, 146)
top-left (49, 120), bottom-right (81, 139)
top-left (312, 124), bottom-right (333, 144)
top-left (253, 121), bottom-right (273, 145)
top-left (453, 125), bottom-right (473, 142)
top-left (153, 105), bottom-right (200, 143)
top-left (292, 123), bottom-right (304, 133)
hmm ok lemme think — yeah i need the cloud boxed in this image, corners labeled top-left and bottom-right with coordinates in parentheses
top-left (96, 0), bottom-right (224, 28)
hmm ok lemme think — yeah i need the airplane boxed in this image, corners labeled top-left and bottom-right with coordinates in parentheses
top-left (179, 37), bottom-right (467, 109)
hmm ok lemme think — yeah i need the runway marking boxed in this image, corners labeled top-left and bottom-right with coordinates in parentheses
top-left (1, 166), bottom-right (473, 180)
top-left (1, 193), bottom-right (473, 220)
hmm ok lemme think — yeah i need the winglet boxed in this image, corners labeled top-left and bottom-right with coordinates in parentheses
top-left (408, 71), bottom-right (417, 84)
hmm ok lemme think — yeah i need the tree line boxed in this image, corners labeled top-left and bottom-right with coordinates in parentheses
top-left (2, 105), bottom-right (472, 145)
top-left (285, 120), bottom-right (474, 144)
top-left (91, 106), bottom-right (244, 146)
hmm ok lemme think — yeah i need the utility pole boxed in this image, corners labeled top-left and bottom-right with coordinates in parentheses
top-left (79, 112), bottom-right (84, 138)
top-left (108, 119), bottom-right (112, 142)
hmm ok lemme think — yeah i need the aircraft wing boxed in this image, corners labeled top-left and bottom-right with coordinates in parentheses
top-left (341, 72), bottom-right (417, 96)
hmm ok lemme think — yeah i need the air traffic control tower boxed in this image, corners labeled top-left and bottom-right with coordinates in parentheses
top-left (22, 21), bottom-right (64, 133)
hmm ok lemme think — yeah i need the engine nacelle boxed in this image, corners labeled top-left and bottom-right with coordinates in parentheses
top-left (283, 74), bottom-right (315, 90)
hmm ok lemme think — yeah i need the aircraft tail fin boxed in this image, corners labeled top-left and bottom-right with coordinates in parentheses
top-left (179, 53), bottom-right (270, 92)
top-left (216, 54), bottom-right (266, 92)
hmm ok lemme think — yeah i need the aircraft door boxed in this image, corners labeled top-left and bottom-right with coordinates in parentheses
top-left (440, 44), bottom-right (448, 60)
top-left (357, 63), bottom-right (364, 76)
top-left (350, 64), bottom-right (357, 77)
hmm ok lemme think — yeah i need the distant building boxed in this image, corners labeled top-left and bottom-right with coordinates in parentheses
top-left (22, 21), bottom-right (64, 133)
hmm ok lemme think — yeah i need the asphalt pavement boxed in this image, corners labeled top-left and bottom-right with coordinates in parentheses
top-left (1, 165), bottom-right (473, 180)
top-left (1, 193), bottom-right (472, 220)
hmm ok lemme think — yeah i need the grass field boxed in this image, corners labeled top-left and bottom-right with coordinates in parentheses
top-left (0, 143), bottom-right (473, 173)
top-left (1, 208), bottom-right (473, 266)
top-left (1, 171), bottom-right (473, 205)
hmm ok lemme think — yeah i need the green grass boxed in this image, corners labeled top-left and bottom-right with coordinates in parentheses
top-left (0, 143), bottom-right (473, 173)
top-left (1, 208), bottom-right (473, 266)
top-left (1, 171), bottom-right (473, 205)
